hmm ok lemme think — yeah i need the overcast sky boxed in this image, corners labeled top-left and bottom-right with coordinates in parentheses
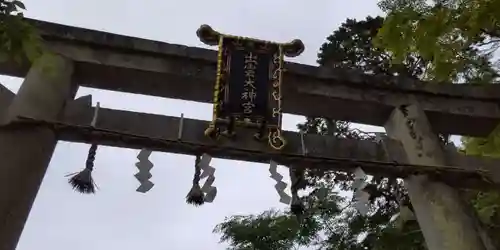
top-left (1, 1), bottom-right (386, 249)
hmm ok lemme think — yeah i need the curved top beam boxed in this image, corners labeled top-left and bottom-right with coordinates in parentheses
top-left (196, 24), bottom-right (305, 57)
top-left (1, 18), bottom-right (500, 137)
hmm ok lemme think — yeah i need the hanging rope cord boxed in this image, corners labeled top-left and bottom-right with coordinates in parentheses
top-left (86, 102), bottom-right (100, 171)
top-left (86, 143), bottom-right (98, 171)
top-left (290, 168), bottom-right (305, 192)
top-left (193, 155), bottom-right (202, 185)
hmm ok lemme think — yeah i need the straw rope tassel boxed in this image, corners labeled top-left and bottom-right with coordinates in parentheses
top-left (68, 144), bottom-right (98, 193)
top-left (290, 167), bottom-right (305, 216)
top-left (186, 155), bottom-right (205, 206)
top-left (67, 102), bottom-right (100, 194)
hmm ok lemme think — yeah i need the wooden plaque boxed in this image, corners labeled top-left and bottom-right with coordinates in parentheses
top-left (197, 24), bottom-right (304, 150)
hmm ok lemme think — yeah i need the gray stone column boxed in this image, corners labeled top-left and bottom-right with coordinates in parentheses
top-left (0, 53), bottom-right (76, 250)
top-left (384, 103), bottom-right (489, 250)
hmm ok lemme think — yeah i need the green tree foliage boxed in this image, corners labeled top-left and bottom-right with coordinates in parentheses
top-left (461, 134), bottom-right (500, 248)
top-left (213, 187), bottom-right (340, 250)
top-left (375, 0), bottom-right (500, 83)
top-left (317, 16), bottom-right (427, 79)
top-left (214, 16), bottom-right (499, 250)
top-left (375, 0), bottom-right (500, 240)
top-left (0, 0), bottom-right (42, 63)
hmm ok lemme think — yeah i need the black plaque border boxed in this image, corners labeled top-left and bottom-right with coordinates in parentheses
top-left (197, 24), bottom-right (304, 150)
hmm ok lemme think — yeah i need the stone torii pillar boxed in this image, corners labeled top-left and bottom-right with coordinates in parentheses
top-left (0, 53), bottom-right (76, 250)
top-left (384, 103), bottom-right (493, 250)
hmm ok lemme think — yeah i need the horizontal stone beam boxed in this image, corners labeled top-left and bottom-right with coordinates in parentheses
top-left (1, 96), bottom-right (498, 190)
top-left (0, 19), bottom-right (500, 137)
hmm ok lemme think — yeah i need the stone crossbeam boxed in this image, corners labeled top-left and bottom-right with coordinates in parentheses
top-left (0, 19), bottom-right (499, 137)
top-left (2, 96), bottom-right (499, 190)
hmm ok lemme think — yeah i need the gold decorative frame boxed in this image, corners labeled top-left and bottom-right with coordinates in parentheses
top-left (196, 24), bottom-right (304, 150)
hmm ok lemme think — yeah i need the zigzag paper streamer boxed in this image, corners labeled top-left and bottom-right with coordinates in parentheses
top-left (198, 153), bottom-right (217, 203)
top-left (135, 149), bottom-right (154, 193)
top-left (352, 167), bottom-right (367, 190)
top-left (269, 160), bottom-right (291, 204)
top-left (352, 167), bottom-right (370, 215)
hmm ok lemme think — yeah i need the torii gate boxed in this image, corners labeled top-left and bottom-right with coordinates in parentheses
top-left (1, 18), bottom-right (500, 250)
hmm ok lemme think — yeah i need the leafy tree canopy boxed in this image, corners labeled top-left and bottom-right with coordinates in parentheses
top-left (214, 14), bottom-right (500, 249)
top-left (375, 0), bottom-right (500, 83)
top-left (0, 0), bottom-right (42, 63)
top-left (375, 0), bottom-right (500, 235)
top-left (214, 15), bottom-right (500, 250)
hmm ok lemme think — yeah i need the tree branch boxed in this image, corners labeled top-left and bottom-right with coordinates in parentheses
top-left (480, 28), bottom-right (500, 39)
